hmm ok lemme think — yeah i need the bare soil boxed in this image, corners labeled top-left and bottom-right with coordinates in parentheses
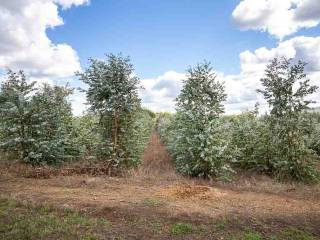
top-left (1, 131), bottom-right (319, 239)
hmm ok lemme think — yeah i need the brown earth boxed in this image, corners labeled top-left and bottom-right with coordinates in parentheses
top-left (0, 131), bottom-right (320, 239)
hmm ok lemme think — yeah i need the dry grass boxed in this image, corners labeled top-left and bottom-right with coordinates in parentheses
top-left (128, 130), bottom-right (181, 183)
top-left (159, 184), bottom-right (225, 200)
top-left (1, 132), bottom-right (320, 239)
top-left (1, 173), bottom-right (319, 239)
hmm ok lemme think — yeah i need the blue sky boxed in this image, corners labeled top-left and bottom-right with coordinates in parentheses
top-left (48, 0), bottom-right (275, 78)
top-left (0, 0), bottom-right (320, 114)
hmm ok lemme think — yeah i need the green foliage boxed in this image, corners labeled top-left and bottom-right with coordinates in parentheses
top-left (228, 108), bottom-right (274, 173)
top-left (160, 62), bottom-right (234, 180)
top-left (0, 70), bottom-right (76, 165)
top-left (258, 58), bottom-right (319, 182)
top-left (155, 112), bottom-right (175, 144)
top-left (72, 114), bottom-right (106, 160)
top-left (120, 109), bottom-right (153, 167)
top-left (157, 58), bottom-right (319, 183)
top-left (0, 70), bottom-right (37, 160)
top-left (77, 53), bottom-right (152, 168)
top-left (170, 223), bottom-right (194, 235)
top-left (171, 113), bottom-right (234, 179)
top-left (28, 84), bottom-right (77, 164)
top-left (301, 111), bottom-right (320, 157)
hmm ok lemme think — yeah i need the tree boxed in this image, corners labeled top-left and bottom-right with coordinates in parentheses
top-left (258, 57), bottom-right (319, 182)
top-left (228, 106), bottom-right (273, 173)
top-left (0, 70), bottom-right (37, 161)
top-left (30, 84), bottom-right (76, 164)
top-left (77, 53), bottom-right (145, 167)
top-left (169, 62), bottom-right (233, 179)
top-left (0, 70), bottom-right (77, 165)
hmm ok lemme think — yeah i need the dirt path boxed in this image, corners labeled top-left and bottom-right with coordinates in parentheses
top-left (1, 132), bottom-right (320, 239)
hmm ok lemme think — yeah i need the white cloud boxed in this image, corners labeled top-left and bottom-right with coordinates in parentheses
top-left (70, 90), bottom-right (88, 116)
top-left (0, 0), bottom-right (88, 79)
top-left (140, 36), bottom-right (320, 114)
top-left (0, 0), bottom-right (89, 115)
top-left (294, 0), bottom-right (320, 22)
top-left (232, 0), bottom-right (320, 39)
top-left (224, 36), bottom-right (320, 114)
top-left (55, 0), bottom-right (89, 9)
top-left (139, 71), bottom-right (185, 112)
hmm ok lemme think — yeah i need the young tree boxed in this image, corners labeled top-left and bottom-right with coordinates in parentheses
top-left (30, 84), bottom-right (76, 164)
top-left (77, 53), bottom-right (143, 167)
top-left (229, 106), bottom-right (273, 173)
top-left (0, 70), bottom-right (77, 165)
top-left (0, 70), bottom-right (37, 160)
top-left (258, 57), bottom-right (319, 182)
top-left (170, 62), bottom-right (233, 179)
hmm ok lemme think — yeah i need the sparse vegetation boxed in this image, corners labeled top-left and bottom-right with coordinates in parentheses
top-left (240, 232), bottom-right (262, 240)
top-left (0, 198), bottom-right (108, 240)
top-left (170, 223), bottom-right (194, 235)
top-left (277, 227), bottom-right (315, 240)
top-left (143, 198), bottom-right (163, 206)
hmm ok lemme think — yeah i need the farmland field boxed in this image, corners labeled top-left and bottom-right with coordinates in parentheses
top-left (1, 132), bottom-right (319, 240)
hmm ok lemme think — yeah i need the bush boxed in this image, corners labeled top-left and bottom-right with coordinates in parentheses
top-left (72, 109), bottom-right (153, 168)
top-left (0, 70), bottom-right (77, 165)
top-left (228, 110), bottom-right (273, 173)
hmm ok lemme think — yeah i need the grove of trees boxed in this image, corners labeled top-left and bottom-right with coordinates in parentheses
top-left (76, 54), bottom-right (153, 168)
top-left (157, 58), bottom-right (320, 182)
top-left (0, 54), bottom-right (319, 183)
top-left (0, 54), bottom-right (153, 170)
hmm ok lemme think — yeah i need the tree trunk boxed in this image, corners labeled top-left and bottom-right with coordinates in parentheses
top-left (113, 110), bottom-right (119, 157)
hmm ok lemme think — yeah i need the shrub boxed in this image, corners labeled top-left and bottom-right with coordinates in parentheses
top-left (0, 70), bottom-right (77, 165)
top-left (228, 109), bottom-right (274, 173)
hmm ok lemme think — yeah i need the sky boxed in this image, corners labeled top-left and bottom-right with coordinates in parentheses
top-left (0, 0), bottom-right (320, 115)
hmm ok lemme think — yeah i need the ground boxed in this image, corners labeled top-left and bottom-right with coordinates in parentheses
top-left (0, 131), bottom-right (319, 239)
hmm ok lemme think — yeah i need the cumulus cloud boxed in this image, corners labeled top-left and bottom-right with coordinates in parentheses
top-left (224, 36), bottom-right (320, 114)
top-left (139, 71), bottom-right (185, 112)
top-left (55, 0), bottom-right (89, 9)
top-left (294, 0), bottom-right (320, 22)
top-left (0, 0), bottom-right (88, 79)
top-left (232, 0), bottom-right (320, 39)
